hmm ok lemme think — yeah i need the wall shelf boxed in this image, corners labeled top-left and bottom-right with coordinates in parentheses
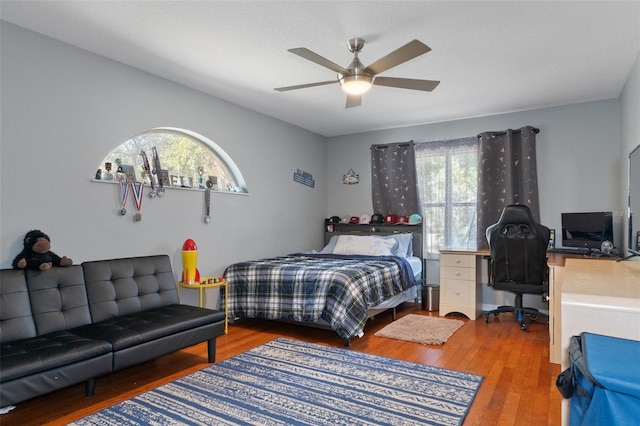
top-left (90, 179), bottom-right (249, 196)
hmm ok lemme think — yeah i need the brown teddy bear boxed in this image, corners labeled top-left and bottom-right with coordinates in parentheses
top-left (12, 230), bottom-right (73, 271)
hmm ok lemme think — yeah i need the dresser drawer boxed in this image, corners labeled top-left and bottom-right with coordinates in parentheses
top-left (441, 279), bottom-right (474, 306)
top-left (442, 266), bottom-right (476, 281)
top-left (442, 253), bottom-right (475, 268)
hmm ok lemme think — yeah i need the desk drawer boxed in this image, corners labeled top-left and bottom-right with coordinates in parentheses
top-left (441, 279), bottom-right (474, 306)
top-left (442, 253), bottom-right (475, 268)
top-left (442, 266), bottom-right (476, 281)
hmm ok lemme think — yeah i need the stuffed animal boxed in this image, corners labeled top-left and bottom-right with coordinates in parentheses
top-left (12, 230), bottom-right (73, 271)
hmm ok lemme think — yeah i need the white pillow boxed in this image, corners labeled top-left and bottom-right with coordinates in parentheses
top-left (320, 235), bottom-right (340, 253)
top-left (382, 233), bottom-right (413, 257)
top-left (332, 235), bottom-right (396, 256)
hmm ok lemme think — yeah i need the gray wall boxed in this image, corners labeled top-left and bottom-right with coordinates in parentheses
top-left (0, 22), bottom-right (328, 288)
top-left (326, 49), bottom-right (640, 310)
top-left (621, 51), bottom-right (640, 253)
top-left (326, 49), bottom-right (640, 254)
top-left (2, 21), bottom-right (638, 312)
top-left (327, 100), bottom-right (623, 240)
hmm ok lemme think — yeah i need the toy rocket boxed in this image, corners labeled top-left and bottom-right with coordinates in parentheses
top-left (181, 239), bottom-right (200, 285)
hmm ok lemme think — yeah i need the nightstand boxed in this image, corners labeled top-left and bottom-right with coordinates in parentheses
top-left (178, 278), bottom-right (228, 334)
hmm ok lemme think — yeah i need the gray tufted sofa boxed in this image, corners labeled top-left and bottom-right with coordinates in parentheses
top-left (0, 255), bottom-right (226, 407)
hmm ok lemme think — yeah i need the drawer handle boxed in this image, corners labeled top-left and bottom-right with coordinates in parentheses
top-left (455, 291), bottom-right (460, 295)
top-left (455, 272), bottom-right (461, 276)
top-left (455, 259), bottom-right (461, 264)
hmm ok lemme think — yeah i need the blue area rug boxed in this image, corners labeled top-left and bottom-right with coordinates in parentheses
top-left (71, 338), bottom-right (483, 425)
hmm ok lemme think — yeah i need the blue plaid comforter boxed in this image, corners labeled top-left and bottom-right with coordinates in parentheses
top-left (224, 253), bottom-right (417, 340)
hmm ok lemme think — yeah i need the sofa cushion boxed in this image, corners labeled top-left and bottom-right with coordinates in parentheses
top-left (82, 255), bottom-right (179, 322)
top-left (0, 269), bottom-right (37, 343)
top-left (26, 266), bottom-right (93, 335)
top-left (0, 330), bottom-right (112, 382)
top-left (71, 304), bottom-right (225, 351)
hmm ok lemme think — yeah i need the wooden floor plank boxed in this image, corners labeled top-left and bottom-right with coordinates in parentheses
top-left (1, 303), bottom-right (562, 425)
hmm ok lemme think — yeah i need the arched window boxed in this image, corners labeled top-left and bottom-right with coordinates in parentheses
top-left (96, 127), bottom-right (248, 193)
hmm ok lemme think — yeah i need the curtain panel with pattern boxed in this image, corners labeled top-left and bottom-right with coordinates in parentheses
top-left (477, 126), bottom-right (540, 250)
top-left (370, 141), bottom-right (418, 217)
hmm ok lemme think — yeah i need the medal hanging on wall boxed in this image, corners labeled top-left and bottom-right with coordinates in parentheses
top-left (204, 179), bottom-right (212, 224)
top-left (140, 150), bottom-right (156, 198)
top-left (130, 181), bottom-right (144, 221)
top-left (151, 146), bottom-right (165, 197)
top-left (119, 179), bottom-right (129, 215)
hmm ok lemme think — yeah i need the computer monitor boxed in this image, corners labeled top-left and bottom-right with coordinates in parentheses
top-left (561, 211), bottom-right (613, 250)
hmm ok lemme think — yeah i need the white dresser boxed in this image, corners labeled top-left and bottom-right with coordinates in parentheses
top-left (439, 250), bottom-right (484, 319)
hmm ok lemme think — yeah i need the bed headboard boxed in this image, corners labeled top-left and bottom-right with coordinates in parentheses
top-left (324, 221), bottom-right (424, 260)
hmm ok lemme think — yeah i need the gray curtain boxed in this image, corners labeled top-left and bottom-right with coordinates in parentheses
top-left (477, 126), bottom-right (540, 249)
top-left (371, 140), bottom-right (418, 216)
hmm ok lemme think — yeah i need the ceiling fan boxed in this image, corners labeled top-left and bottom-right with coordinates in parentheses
top-left (274, 38), bottom-right (440, 108)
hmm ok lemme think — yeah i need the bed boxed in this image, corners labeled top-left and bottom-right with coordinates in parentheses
top-left (224, 227), bottom-right (423, 346)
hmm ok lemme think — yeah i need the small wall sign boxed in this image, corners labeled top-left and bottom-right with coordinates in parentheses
top-left (293, 169), bottom-right (315, 188)
top-left (343, 168), bottom-right (359, 185)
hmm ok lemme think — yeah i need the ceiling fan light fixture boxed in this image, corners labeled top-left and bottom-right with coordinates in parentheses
top-left (276, 38), bottom-right (438, 107)
top-left (339, 74), bottom-right (373, 95)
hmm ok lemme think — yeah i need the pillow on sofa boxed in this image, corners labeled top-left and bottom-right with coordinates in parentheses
top-left (332, 235), bottom-right (397, 256)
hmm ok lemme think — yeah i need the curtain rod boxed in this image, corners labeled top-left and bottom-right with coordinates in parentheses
top-left (477, 127), bottom-right (539, 138)
top-left (371, 141), bottom-right (413, 150)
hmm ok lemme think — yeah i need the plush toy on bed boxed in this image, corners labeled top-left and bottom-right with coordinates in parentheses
top-left (12, 229), bottom-right (73, 271)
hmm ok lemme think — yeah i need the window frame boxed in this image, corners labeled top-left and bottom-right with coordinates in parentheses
top-left (93, 127), bottom-right (248, 195)
top-left (415, 137), bottom-right (478, 258)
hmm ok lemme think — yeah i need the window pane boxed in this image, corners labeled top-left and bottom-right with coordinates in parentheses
top-left (416, 155), bottom-right (446, 203)
top-left (423, 206), bottom-right (445, 257)
top-left (450, 204), bottom-right (478, 250)
top-left (98, 128), bottom-right (245, 192)
top-left (415, 138), bottom-right (478, 258)
top-left (451, 151), bottom-right (477, 203)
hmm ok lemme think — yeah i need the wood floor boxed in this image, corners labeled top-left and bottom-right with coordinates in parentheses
top-left (2, 303), bottom-right (561, 425)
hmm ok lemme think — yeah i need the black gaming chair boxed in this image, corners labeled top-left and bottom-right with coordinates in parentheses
top-left (485, 205), bottom-right (551, 331)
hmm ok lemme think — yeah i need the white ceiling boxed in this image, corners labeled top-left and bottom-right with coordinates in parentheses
top-left (1, 1), bottom-right (639, 137)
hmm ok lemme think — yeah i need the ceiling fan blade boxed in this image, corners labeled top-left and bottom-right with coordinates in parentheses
top-left (345, 94), bottom-right (362, 108)
top-left (274, 80), bottom-right (337, 92)
top-left (373, 76), bottom-right (440, 91)
top-left (365, 40), bottom-right (431, 75)
top-left (288, 48), bottom-right (349, 74)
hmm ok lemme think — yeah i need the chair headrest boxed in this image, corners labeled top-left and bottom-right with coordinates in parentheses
top-left (495, 205), bottom-right (536, 225)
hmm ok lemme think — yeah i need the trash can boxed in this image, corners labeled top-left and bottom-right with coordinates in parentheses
top-left (421, 284), bottom-right (440, 312)
top-left (566, 332), bottom-right (640, 425)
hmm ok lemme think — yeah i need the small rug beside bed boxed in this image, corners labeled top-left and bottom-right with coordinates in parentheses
top-left (71, 338), bottom-right (482, 426)
top-left (375, 314), bottom-right (465, 345)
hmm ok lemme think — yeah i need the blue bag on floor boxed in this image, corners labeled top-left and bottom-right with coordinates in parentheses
top-left (568, 332), bottom-right (640, 426)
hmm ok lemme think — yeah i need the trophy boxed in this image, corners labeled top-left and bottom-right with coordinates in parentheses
top-left (103, 162), bottom-right (114, 181)
top-left (197, 166), bottom-right (205, 188)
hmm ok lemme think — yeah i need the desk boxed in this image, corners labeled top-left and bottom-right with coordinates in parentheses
top-left (439, 249), bottom-right (595, 363)
top-left (438, 250), bottom-right (593, 318)
top-left (178, 278), bottom-right (228, 334)
top-left (559, 258), bottom-right (640, 424)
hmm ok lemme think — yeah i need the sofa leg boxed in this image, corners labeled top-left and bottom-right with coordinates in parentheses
top-left (207, 338), bottom-right (217, 363)
top-left (85, 378), bottom-right (96, 397)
